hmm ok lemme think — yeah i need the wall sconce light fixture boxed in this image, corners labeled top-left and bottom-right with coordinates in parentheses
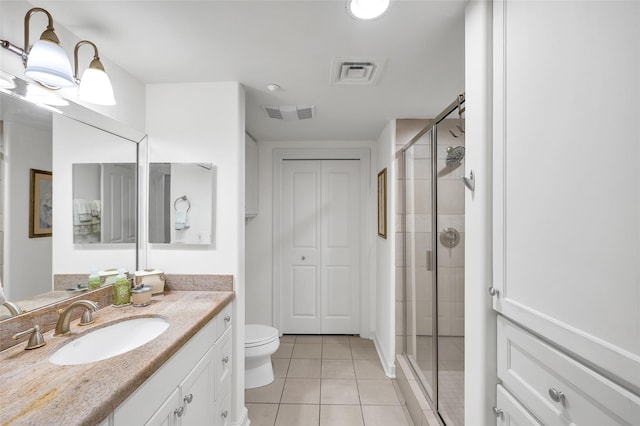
top-left (1, 7), bottom-right (75, 88)
top-left (74, 41), bottom-right (116, 105)
top-left (1, 7), bottom-right (116, 105)
top-left (347, 0), bottom-right (390, 20)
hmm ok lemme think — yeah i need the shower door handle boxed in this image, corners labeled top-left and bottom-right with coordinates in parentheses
top-left (426, 251), bottom-right (433, 271)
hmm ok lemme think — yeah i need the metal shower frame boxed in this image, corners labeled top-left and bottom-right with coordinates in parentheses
top-left (398, 93), bottom-right (466, 422)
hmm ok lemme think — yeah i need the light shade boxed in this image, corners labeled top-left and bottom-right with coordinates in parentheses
top-left (25, 39), bottom-right (75, 88)
top-left (348, 0), bottom-right (390, 20)
top-left (79, 65), bottom-right (116, 105)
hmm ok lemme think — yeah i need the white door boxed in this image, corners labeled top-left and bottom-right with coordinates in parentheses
top-left (101, 163), bottom-right (136, 243)
top-left (281, 160), bottom-right (360, 334)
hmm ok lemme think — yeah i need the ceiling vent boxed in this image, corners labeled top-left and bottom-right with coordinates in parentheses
top-left (262, 105), bottom-right (315, 121)
top-left (330, 57), bottom-right (387, 85)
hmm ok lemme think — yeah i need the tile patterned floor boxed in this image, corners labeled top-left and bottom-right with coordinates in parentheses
top-left (245, 335), bottom-right (414, 426)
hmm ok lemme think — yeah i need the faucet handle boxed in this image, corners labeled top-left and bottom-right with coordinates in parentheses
top-left (12, 324), bottom-right (46, 350)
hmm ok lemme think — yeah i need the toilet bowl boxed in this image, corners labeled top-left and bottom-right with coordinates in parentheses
top-left (245, 324), bottom-right (280, 389)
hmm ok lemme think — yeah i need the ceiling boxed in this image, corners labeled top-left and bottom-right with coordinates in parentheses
top-left (37, 0), bottom-right (466, 142)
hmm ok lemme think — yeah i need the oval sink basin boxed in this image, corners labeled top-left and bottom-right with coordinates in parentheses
top-left (49, 316), bottom-right (169, 366)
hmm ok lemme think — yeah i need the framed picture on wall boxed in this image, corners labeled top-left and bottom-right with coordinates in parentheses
top-left (377, 168), bottom-right (387, 239)
top-left (29, 168), bottom-right (52, 238)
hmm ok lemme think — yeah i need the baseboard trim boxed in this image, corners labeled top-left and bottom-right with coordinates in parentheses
top-left (373, 332), bottom-right (396, 378)
top-left (234, 406), bottom-right (250, 426)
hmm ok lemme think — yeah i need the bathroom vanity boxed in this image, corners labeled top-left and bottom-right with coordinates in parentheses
top-left (0, 289), bottom-right (234, 425)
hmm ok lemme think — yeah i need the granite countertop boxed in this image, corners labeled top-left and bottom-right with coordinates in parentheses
top-left (0, 290), bottom-right (234, 426)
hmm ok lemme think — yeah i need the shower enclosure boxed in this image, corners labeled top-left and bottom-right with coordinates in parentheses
top-left (399, 95), bottom-right (465, 426)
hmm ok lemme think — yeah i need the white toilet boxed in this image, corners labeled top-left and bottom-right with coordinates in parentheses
top-left (244, 324), bottom-right (280, 389)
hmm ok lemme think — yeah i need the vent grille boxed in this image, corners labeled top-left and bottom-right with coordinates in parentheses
top-left (262, 105), bottom-right (315, 121)
top-left (330, 57), bottom-right (387, 85)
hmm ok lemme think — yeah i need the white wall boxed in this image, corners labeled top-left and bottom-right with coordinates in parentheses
top-left (374, 121), bottom-right (396, 376)
top-left (145, 81), bottom-right (247, 425)
top-left (0, 0), bottom-right (146, 132)
top-left (52, 114), bottom-right (138, 275)
top-left (464, 1), bottom-right (496, 424)
top-left (3, 121), bottom-right (52, 300)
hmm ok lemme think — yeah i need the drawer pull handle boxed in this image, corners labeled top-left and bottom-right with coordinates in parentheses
top-left (222, 356), bottom-right (229, 364)
top-left (548, 388), bottom-right (566, 405)
top-left (184, 393), bottom-right (193, 404)
top-left (174, 406), bottom-right (184, 417)
top-left (488, 287), bottom-right (500, 297)
top-left (224, 315), bottom-right (231, 323)
top-left (221, 410), bottom-right (229, 418)
top-left (493, 407), bottom-right (504, 419)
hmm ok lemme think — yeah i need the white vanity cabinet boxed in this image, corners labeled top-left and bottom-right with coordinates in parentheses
top-left (491, 0), bottom-right (640, 423)
top-left (112, 303), bottom-right (233, 426)
top-left (245, 133), bottom-right (258, 217)
top-left (495, 385), bottom-right (542, 426)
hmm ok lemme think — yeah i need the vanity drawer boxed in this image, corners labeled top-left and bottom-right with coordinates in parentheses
top-left (216, 302), bottom-right (232, 340)
top-left (497, 316), bottom-right (640, 425)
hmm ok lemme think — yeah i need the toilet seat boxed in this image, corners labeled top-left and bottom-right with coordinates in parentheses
top-left (245, 324), bottom-right (279, 348)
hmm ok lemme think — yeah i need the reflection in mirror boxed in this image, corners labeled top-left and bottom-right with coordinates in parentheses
top-left (149, 163), bottom-right (216, 244)
top-left (72, 163), bottom-right (136, 244)
top-left (0, 71), bottom-right (142, 320)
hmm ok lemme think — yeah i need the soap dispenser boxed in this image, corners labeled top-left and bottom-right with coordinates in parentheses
top-left (88, 270), bottom-right (100, 290)
top-left (112, 268), bottom-right (131, 306)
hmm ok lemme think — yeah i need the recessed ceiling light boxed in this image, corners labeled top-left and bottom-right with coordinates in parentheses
top-left (266, 83), bottom-right (281, 92)
top-left (347, 0), bottom-right (390, 20)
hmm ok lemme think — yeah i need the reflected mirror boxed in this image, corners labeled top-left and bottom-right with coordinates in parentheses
top-left (72, 163), bottom-right (136, 244)
top-left (149, 163), bottom-right (216, 244)
top-left (0, 71), bottom-right (142, 319)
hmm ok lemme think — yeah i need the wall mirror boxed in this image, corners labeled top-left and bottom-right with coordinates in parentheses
top-left (72, 163), bottom-right (136, 244)
top-left (148, 162), bottom-right (216, 245)
top-left (0, 71), bottom-right (144, 320)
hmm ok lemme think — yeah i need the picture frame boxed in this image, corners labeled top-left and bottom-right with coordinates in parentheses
top-left (29, 168), bottom-right (52, 238)
top-left (377, 168), bottom-right (387, 239)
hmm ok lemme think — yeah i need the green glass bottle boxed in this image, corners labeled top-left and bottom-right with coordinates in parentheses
top-left (88, 270), bottom-right (100, 290)
top-left (113, 269), bottom-right (131, 305)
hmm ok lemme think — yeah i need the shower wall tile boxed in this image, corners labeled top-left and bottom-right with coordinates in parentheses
top-left (412, 144), bottom-right (430, 159)
top-left (395, 213), bottom-right (404, 233)
top-left (407, 158), bottom-right (431, 180)
top-left (437, 180), bottom-right (465, 214)
top-left (406, 179), bottom-right (431, 214)
top-left (439, 214), bottom-right (465, 232)
top-left (437, 267), bottom-right (453, 302)
top-left (451, 268), bottom-right (465, 303)
top-left (405, 213), bottom-right (431, 233)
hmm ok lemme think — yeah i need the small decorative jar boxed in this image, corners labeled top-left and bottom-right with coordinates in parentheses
top-left (131, 286), bottom-right (152, 307)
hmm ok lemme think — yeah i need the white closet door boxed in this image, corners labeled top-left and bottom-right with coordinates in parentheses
top-left (321, 160), bottom-right (360, 334)
top-left (282, 160), bottom-right (322, 334)
top-left (281, 160), bottom-right (360, 334)
top-left (102, 163), bottom-right (136, 244)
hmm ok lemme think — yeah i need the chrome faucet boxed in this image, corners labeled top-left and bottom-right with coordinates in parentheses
top-left (54, 300), bottom-right (98, 336)
top-left (2, 300), bottom-right (23, 316)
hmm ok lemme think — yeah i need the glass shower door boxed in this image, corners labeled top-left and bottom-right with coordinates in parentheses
top-left (403, 129), bottom-right (435, 399)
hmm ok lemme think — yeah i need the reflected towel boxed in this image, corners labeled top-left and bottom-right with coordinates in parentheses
top-left (175, 210), bottom-right (190, 230)
top-left (73, 199), bottom-right (92, 225)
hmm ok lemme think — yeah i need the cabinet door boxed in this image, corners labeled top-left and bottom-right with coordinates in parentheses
top-left (495, 385), bottom-right (541, 426)
top-left (145, 388), bottom-right (181, 426)
top-left (181, 346), bottom-right (214, 426)
top-left (214, 327), bottom-right (232, 401)
top-left (492, 0), bottom-right (640, 391)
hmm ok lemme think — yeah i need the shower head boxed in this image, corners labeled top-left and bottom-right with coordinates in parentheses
top-left (446, 146), bottom-right (465, 167)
